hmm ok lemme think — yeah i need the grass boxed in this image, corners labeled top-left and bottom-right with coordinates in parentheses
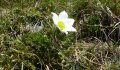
top-left (0, 0), bottom-right (120, 70)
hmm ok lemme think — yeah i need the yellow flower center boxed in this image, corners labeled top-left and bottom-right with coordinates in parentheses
top-left (57, 21), bottom-right (65, 30)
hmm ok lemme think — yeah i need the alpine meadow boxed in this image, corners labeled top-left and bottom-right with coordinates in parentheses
top-left (0, 0), bottom-right (120, 70)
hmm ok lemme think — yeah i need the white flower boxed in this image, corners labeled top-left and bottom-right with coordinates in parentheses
top-left (52, 11), bottom-right (77, 34)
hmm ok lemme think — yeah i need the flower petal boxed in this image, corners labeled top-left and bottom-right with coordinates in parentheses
top-left (61, 30), bottom-right (68, 35)
top-left (64, 18), bottom-right (74, 26)
top-left (51, 12), bottom-right (59, 25)
top-left (64, 31), bottom-right (68, 35)
top-left (59, 11), bottom-right (68, 20)
top-left (63, 26), bottom-right (77, 32)
top-left (70, 27), bottom-right (77, 32)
